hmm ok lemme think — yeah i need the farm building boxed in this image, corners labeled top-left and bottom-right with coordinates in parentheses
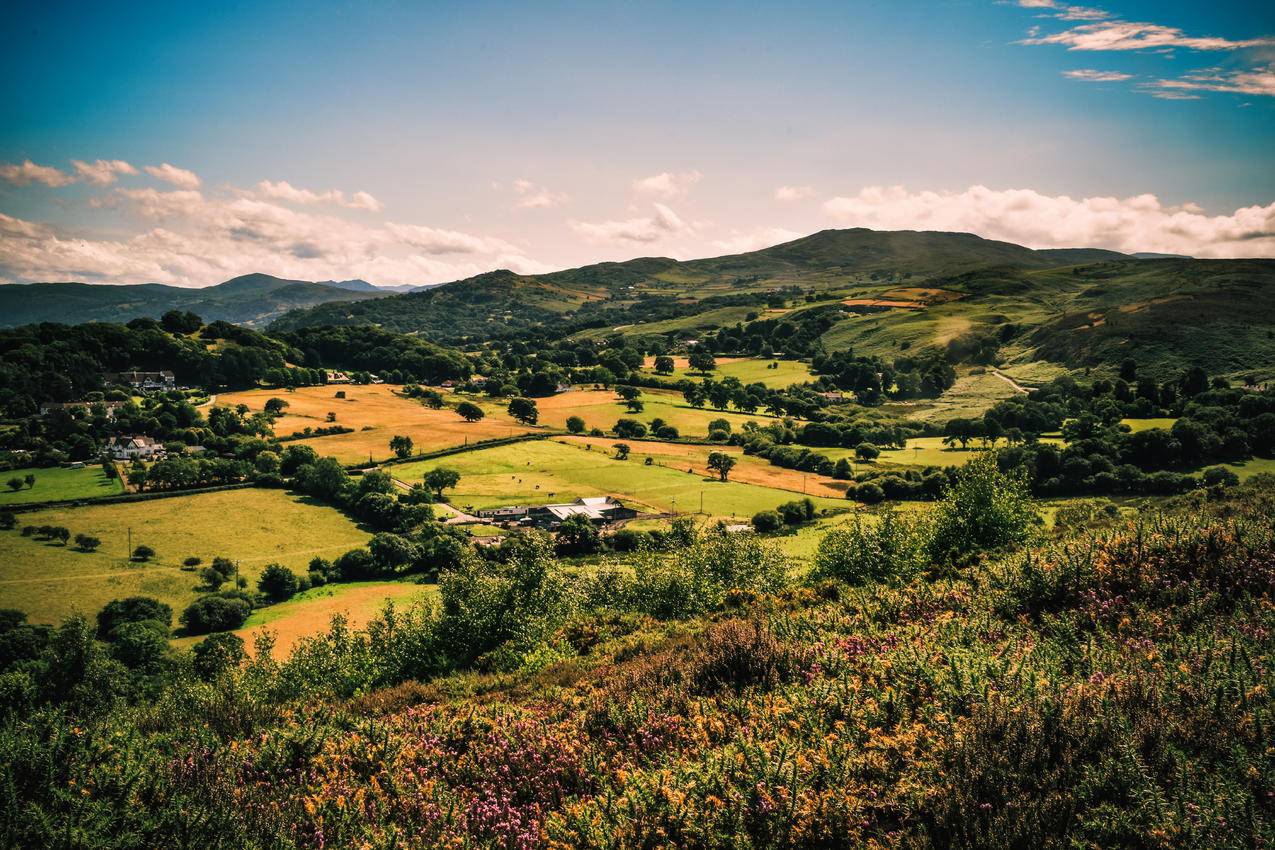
top-left (104, 370), bottom-right (177, 390)
top-left (104, 435), bottom-right (164, 461)
top-left (477, 496), bottom-right (638, 529)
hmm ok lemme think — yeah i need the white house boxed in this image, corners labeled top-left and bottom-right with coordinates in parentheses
top-left (104, 436), bottom-right (164, 461)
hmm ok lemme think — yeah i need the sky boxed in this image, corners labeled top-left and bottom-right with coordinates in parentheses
top-left (1, 0), bottom-right (1273, 287)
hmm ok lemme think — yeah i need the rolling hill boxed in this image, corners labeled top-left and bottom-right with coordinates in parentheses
top-left (0, 273), bottom-right (395, 328)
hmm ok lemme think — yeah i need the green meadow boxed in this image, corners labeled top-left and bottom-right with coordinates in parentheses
top-left (0, 465), bottom-right (124, 506)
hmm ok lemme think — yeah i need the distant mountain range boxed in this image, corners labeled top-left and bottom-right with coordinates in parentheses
top-left (0, 273), bottom-right (431, 327)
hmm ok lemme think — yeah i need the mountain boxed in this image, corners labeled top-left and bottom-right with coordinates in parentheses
top-left (0, 273), bottom-right (390, 328)
top-left (267, 228), bottom-right (1275, 377)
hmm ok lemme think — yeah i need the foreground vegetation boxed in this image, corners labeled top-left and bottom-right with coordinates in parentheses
top-left (2, 459), bottom-right (1270, 848)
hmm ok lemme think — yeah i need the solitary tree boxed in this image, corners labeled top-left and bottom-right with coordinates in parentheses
top-left (132, 544), bottom-right (156, 562)
top-left (566, 415), bottom-right (586, 434)
top-left (707, 452), bottom-right (737, 481)
top-left (613, 443), bottom-right (631, 460)
top-left (653, 355), bottom-right (675, 375)
top-left (688, 348), bottom-right (716, 374)
top-left (257, 564), bottom-right (299, 603)
top-left (5, 478), bottom-right (21, 492)
top-left (74, 533), bottom-right (101, 552)
top-left (625, 398), bottom-right (645, 413)
top-left (23, 474), bottom-right (35, 489)
top-left (389, 435), bottom-right (414, 458)
top-left (264, 397), bottom-right (289, 415)
top-left (456, 401), bottom-right (485, 422)
top-left (855, 442), bottom-right (880, 462)
top-left (425, 467), bottom-right (462, 499)
top-left (507, 397), bottom-right (539, 425)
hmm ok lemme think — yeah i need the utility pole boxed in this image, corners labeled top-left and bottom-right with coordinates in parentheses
top-left (127, 527), bottom-right (131, 561)
top-left (699, 491), bottom-right (704, 515)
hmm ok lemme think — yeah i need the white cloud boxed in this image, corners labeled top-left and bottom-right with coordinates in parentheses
top-left (1145, 64), bottom-right (1275, 99)
top-left (144, 163), bottom-right (202, 189)
top-left (257, 180), bottom-right (384, 211)
top-left (711, 227), bottom-right (802, 254)
top-left (0, 182), bottom-right (544, 287)
top-left (0, 160), bottom-right (77, 187)
top-left (1012, 1), bottom-right (1109, 22)
top-left (71, 159), bottom-right (138, 186)
top-left (775, 185), bottom-right (816, 202)
top-left (822, 184), bottom-right (1275, 259)
top-left (1062, 68), bottom-right (1134, 82)
top-left (510, 178), bottom-right (568, 209)
top-left (570, 203), bottom-right (695, 244)
top-left (632, 170), bottom-right (701, 199)
top-left (1021, 20), bottom-right (1275, 52)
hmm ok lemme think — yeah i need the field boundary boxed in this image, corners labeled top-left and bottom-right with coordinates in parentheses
top-left (369, 432), bottom-right (556, 469)
top-left (2, 481), bottom-right (259, 514)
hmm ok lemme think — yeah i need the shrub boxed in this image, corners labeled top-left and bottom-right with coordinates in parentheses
top-left (631, 525), bottom-right (789, 619)
top-left (96, 596), bottom-right (173, 638)
top-left (751, 509), bottom-right (782, 533)
top-left (777, 498), bottom-right (816, 525)
top-left (73, 534), bottom-right (101, 552)
top-left (182, 556), bottom-right (202, 568)
top-left (928, 452), bottom-right (1037, 560)
top-left (852, 482), bottom-right (885, 504)
top-left (132, 544), bottom-right (155, 562)
top-left (0, 512), bottom-right (15, 530)
top-left (181, 595), bottom-right (252, 635)
top-left (257, 564), bottom-right (299, 603)
top-left (812, 511), bottom-right (927, 585)
top-left (192, 632), bottom-right (246, 680)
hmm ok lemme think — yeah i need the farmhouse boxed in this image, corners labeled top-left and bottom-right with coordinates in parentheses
top-left (104, 370), bottom-right (177, 390)
top-left (477, 496), bottom-right (638, 529)
top-left (104, 435), bottom-right (164, 461)
top-left (326, 370), bottom-right (353, 384)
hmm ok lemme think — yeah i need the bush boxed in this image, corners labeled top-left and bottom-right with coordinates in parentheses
top-left (1202, 466), bottom-right (1240, 490)
top-left (631, 525), bottom-right (789, 619)
top-left (74, 534), bottom-right (101, 552)
top-left (181, 595), bottom-right (252, 635)
top-left (0, 512), bottom-right (15, 530)
top-left (777, 498), bottom-right (816, 525)
top-left (97, 596), bottom-right (173, 638)
top-left (812, 511), bottom-right (927, 585)
top-left (132, 544), bottom-right (155, 562)
top-left (751, 509), bottom-right (783, 533)
top-left (192, 632), bottom-right (246, 680)
top-left (928, 452), bottom-right (1037, 560)
top-left (257, 564), bottom-right (299, 603)
top-left (852, 482), bottom-right (885, 504)
top-left (182, 556), bottom-right (202, 568)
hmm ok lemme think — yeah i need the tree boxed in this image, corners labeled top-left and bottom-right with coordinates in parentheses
top-left (614, 419), bottom-right (647, 439)
top-left (181, 595), bottom-right (252, 635)
top-left (616, 385), bottom-right (642, 402)
top-left (0, 512), bottom-right (15, 530)
top-left (456, 401), bottom-right (485, 422)
top-left (707, 452), bottom-right (737, 481)
top-left (132, 544), bottom-right (155, 562)
top-left (833, 458), bottom-right (853, 480)
top-left (928, 452), bottom-right (1037, 560)
top-left (683, 384), bottom-right (706, 409)
top-left (51, 526), bottom-right (70, 545)
top-left (264, 397), bottom-right (290, 415)
top-left (654, 355), bottom-right (675, 375)
top-left (369, 532), bottom-right (420, 573)
top-left (813, 511), bottom-right (925, 585)
top-left (555, 513), bottom-right (601, 555)
top-left (751, 509), bottom-right (782, 533)
top-left (688, 348), bottom-right (717, 373)
top-left (419, 389), bottom-right (445, 409)
top-left (296, 457), bottom-right (350, 502)
top-left (613, 443), bottom-right (631, 460)
top-left (192, 632), bottom-right (246, 680)
top-left (855, 442), bottom-right (880, 462)
top-left (425, 467), bottom-right (462, 499)
top-left (74, 534), bottom-right (101, 552)
top-left (199, 566), bottom-right (227, 591)
top-left (389, 434), bottom-right (414, 458)
top-left (625, 398), bottom-right (645, 414)
top-left (97, 596), bottom-right (173, 638)
top-left (507, 397), bottom-right (539, 425)
top-left (257, 564), bottom-right (299, 603)
top-left (23, 473), bottom-right (35, 489)
top-left (566, 415), bottom-right (586, 434)
top-left (5, 478), bottom-right (21, 492)
top-left (127, 467), bottom-right (148, 491)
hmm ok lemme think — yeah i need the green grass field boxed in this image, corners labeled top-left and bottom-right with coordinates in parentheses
top-left (0, 488), bottom-right (371, 626)
top-left (1121, 417), bottom-right (1178, 432)
top-left (393, 439), bottom-right (847, 521)
top-left (637, 356), bottom-right (815, 389)
top-left (0, 465), bottom-right (124, 506)
top-left (536, 388), bottom-right (783, 437)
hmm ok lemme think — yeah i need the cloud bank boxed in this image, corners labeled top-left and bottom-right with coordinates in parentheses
top-left (823, 185), bottom-right (1275, 258)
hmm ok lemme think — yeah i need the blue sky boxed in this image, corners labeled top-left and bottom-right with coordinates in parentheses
top-left (1, 0), bottom-right (1272, 286)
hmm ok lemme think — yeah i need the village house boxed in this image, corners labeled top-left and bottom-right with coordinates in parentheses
top-left (103, 435), bottom-right (164, 461)
top-left (326, 370), bottom-right (353, 384)
top-left (104, 370), bottom-right (177, 391)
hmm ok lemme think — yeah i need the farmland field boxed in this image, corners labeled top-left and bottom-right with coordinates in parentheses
top-left (218, 384), bottom-right (534, 463)
top-left (637, 355), bottom-right (815, 388)
top-left (172, 580), bottom-right (435, 658)
top-left (0, 488), bottom-right (370, 626)
top-left (535, 387), bottom-right (782, 437)
top-left (0, 465), bottom-right (124, 506)
top-left (393, 438), bottom-right (848, 521)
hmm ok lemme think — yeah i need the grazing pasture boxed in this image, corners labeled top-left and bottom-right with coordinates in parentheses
top-left (217, 384), bottom-right (534, 463)
top-left (637, 355), bottom-right (815, 388)
top-left (0, 488), bottom-right (370, 626)
top-left (536, 387), bottom-right (782, 437)
top-left (393, 438), bottom-right (847, 520)
top-left (0, 465), bottom-right (124, 506)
